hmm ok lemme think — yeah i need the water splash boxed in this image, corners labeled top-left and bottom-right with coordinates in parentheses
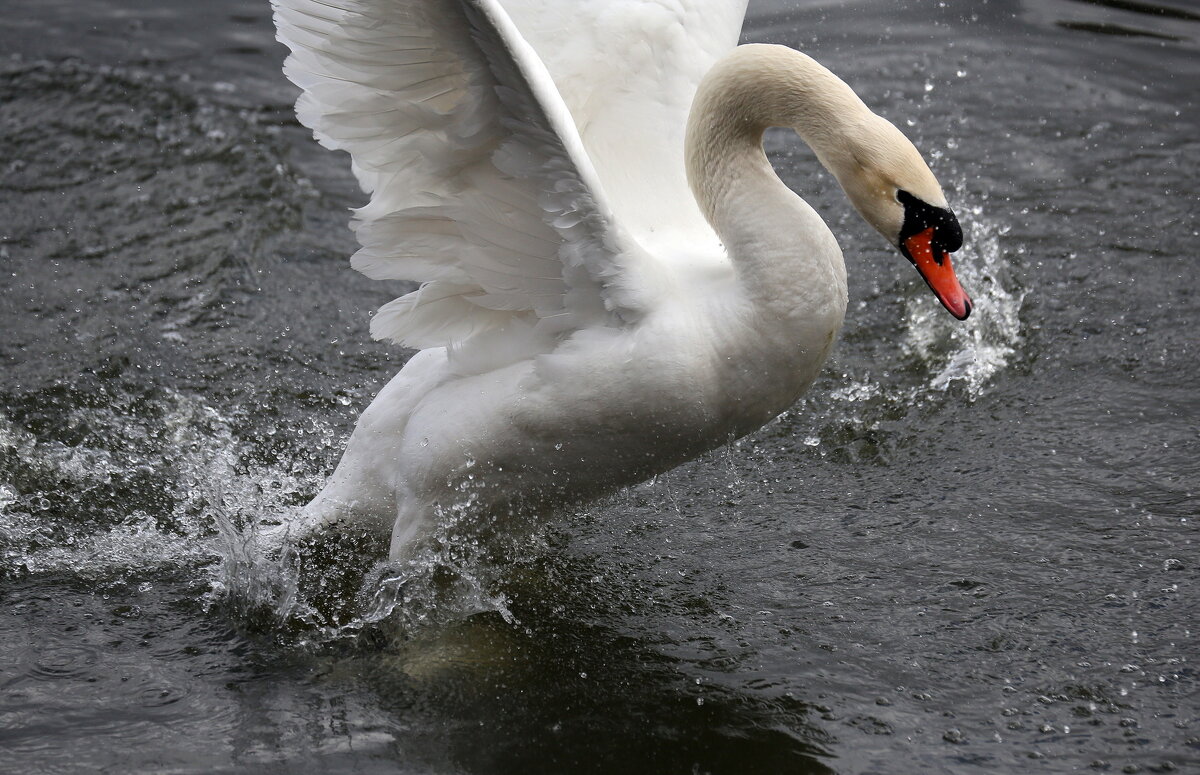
top-left (776, 206), bottom-right (1024, 460)
top-left (1, 392), bottom-right (268, 580)
top-left (903, 204), bottom-right (1025, 399)
top-left (360, 528), bottom-right (518, 634)
top-left (0, 392), bottom-right (287, 595)
top-left (0, 387), bottom-right (522, 643)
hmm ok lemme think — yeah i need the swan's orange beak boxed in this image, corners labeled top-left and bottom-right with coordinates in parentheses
top-left (902, 227), bottom-right (972, 320)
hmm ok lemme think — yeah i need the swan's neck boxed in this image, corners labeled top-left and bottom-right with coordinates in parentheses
top-left (685, 45), bottom-right (865, 330)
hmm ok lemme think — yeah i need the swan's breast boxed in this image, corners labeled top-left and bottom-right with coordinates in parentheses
top-left (393, 279), bottom-right (835, 515)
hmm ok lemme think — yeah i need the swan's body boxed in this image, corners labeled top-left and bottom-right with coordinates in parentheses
top-left (271, 0), bottom-right (972, 559)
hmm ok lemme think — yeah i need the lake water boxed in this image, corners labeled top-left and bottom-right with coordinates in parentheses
top-left (1, 1), bottom-right (1197, 772)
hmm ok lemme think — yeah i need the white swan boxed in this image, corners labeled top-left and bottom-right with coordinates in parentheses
top-left (271, 0), bottom-right (972, 560)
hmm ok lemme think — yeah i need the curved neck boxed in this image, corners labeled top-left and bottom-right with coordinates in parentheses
top-left (685, 45), bottom-right (870, 221)
top-left (684, 44), bottom-right (858, 324)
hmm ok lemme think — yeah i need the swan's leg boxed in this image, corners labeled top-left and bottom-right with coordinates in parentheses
top-left (253, 459), bottom-right (394, 556)
top-left (388, 493), bottom-right (436, 562)
top-left (294, 466), bottom-right (396, 537)
top-left (265, 348), bottom-right (450, 551)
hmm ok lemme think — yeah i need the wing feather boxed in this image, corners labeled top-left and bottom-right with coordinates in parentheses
top-left (274, 0), bottom-right (653, 348)
top-left (499, 0), bottom-right (748, 241)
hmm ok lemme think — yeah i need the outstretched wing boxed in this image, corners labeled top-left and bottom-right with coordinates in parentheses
top-left (273, 0), bottom-right (651, 348)
top-left (501, 0), bottom-right (748, 242)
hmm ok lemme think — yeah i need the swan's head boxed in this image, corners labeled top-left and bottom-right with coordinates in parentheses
top-left (828, 114), bottom-right (973, 320)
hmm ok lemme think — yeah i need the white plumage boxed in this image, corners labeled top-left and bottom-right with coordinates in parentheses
top-left (271, 0), bottom-right (971, 559)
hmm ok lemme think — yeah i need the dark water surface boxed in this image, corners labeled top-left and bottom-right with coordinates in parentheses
top-left (2, 1), bottom-right (1197, 772)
